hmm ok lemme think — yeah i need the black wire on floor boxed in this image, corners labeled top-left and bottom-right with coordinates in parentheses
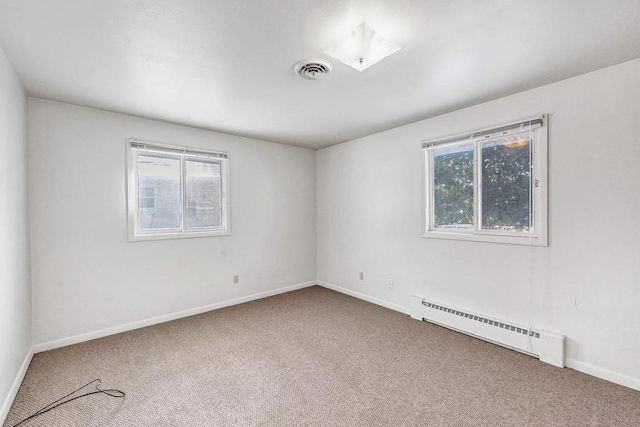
top-left (12, 379), bottom-right (126, 427)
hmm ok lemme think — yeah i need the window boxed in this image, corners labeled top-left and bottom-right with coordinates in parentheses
top-left (127, 139), bottom-right (230, 241)
top-left (422, 116), bottom-right (547, 246)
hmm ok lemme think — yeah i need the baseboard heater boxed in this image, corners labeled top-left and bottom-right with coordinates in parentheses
top-left (410, 295), bottom-right (565, 368)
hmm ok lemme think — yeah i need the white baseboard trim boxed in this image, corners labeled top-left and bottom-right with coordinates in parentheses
top-left (33, 280), bottom-right (317, 353)
top-left (1, 347), bottom-right (34, 426)
top-left (317, 280), bottom-right (411, 315)
top-left (566, 358), bottom-right (640, 392)
top-left (17, 278), bottom-right (639, 416)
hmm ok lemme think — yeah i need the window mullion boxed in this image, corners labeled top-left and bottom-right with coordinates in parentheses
top-left (181, 155), bottom-right (187, 232)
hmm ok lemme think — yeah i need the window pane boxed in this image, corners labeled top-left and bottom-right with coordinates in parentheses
top-left (432, 144), bottom-right (474, 229)
top-left (138, 153), bottom-right (182, 230)
top-left (140, 187), bottom-right (155, 198)
top-left (185, 159), bottom-right (222, 229)
top-left (480, 132), bottom-right (532, 232)
top-left (139, 197), bottom-right (155, 209)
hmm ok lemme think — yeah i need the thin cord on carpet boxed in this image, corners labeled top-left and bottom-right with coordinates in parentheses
top-left (12, 379), bottom-right (125, 427)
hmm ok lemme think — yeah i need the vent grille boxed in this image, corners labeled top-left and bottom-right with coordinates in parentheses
top-left (294, 58), bottom-right (333, 80)
top-left (421, 300), bottom-right (540, 338)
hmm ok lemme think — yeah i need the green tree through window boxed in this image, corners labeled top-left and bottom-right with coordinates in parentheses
top-left (480, 137), bottom-right (531, 232)
top-left (433, 144), bottom-right (474, 228)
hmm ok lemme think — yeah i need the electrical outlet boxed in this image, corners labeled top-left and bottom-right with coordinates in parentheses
top-left (387, 279), bottom-right (394, 289)
top-left (233, 275), bottom-right (239, 284)
top-left (359, 272), bottom-right (364, 280)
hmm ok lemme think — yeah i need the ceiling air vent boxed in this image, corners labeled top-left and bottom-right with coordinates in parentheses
top-left (294, 58), bottom-right (333, 80)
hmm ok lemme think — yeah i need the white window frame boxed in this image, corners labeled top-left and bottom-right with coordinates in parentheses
top-left (126, 139), bottom-right (231, 242)
top-left (421, 116), bottom-right (548, 246)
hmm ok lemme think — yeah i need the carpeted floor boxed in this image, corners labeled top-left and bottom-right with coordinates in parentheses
top-left (4, 286), bottom-right (640, 426)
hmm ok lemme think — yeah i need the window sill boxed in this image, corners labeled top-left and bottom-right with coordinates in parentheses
top-left (129, 229), bottom-right (230, 242)
top-left (421, 230), bottom-right (547, 246)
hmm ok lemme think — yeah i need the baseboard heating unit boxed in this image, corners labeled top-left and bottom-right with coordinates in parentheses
top-left (410, 295), bottom-right (565, 368)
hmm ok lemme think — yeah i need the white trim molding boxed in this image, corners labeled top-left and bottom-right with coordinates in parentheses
top-left (33, 281), bottom-right (316, 353)
top-left (1, 347), bottom-right (34, 425)
top-left (316, 280), bottom-right (411, 315)
top-left (565, 358), bottom-right (640, 392)
top-left (4, 278), bottom-right (636, 427)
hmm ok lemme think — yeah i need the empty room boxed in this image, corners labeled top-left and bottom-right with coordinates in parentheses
top-left (1, 1), bottom-right (639, 426)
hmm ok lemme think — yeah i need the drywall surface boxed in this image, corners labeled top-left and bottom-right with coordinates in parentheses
top-left (317, 59), bottom-right (640, 388)
top-left (29, 99), bottom-right (316, 344)
top-left (0, 48), bottom-right (31, 414)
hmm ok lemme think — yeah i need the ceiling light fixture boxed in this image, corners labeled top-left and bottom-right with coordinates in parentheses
top-left (325, 21), bottom-right (401, 72)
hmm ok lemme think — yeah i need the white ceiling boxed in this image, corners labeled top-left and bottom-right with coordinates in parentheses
top-left (1, 1), bottom-right (640, 149)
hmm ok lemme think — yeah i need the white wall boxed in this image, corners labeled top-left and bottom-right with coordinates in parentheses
top-left (0, 49), bottom-right (31, 416)
top-left (29, 99), bottom-right (316, 345)
top-left (317, 59), bottom-right (640, 389)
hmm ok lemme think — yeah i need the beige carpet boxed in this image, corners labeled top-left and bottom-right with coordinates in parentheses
top-left (4, 286), bottom-right (640, 426)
